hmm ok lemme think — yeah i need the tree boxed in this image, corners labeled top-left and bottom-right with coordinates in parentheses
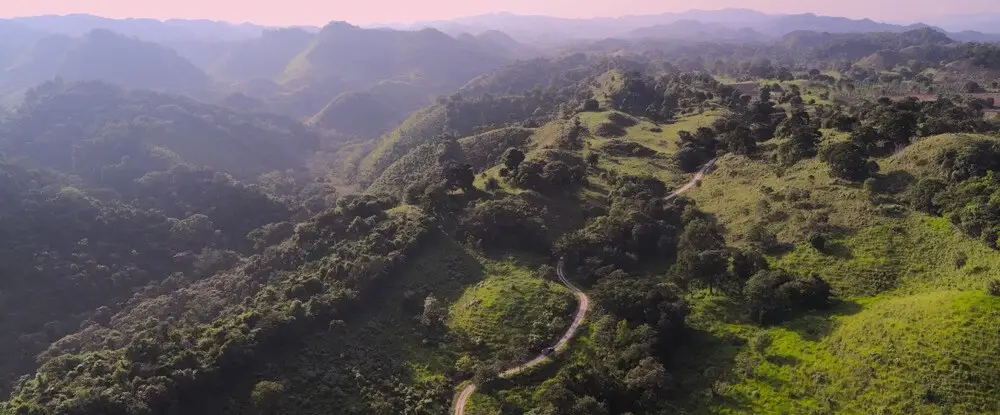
top-left (420, 295), bottom-right (447, 326)
top-left (445, 164), bottom-right (475, 192)
top-left (732, 249), bottom-right (769, 281)
top-left (251, 381), bottom-right (285, 414)
top-left (582, 149), bottom-right (598, 165)
top-left (905, 178), bottom-right (946, 214)
top-left (503, 147), bottom-right (526, 171)
top-left (744, 270), bottom-right (832, 324)
top-left (745, 223), bottom-right (778, 253)
top-left (583, 98), bottom-right (600, 111)
top-left (821, 142), bottom-right (878, 181)
top-left (776, 111), bottom-right (821, 165)
top-left (720, 126), bottom-right (756, 155)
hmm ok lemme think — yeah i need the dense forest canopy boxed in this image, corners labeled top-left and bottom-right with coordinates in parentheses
top-left (2, 8), bottom-right (1000, 415)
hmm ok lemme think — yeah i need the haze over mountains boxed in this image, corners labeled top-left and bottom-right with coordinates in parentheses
top-left (3, 3), bottom-right (1000, 415)
top-left (394, 9), bottom-right (1000, 43)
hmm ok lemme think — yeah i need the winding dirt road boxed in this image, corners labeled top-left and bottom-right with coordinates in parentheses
top-left (452, 162), bottom-right (716, 414)
top-left (453, 260), bottom-right (586, 415)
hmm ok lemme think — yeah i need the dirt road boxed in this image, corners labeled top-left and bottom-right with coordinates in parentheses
top-left (453, 161), bottom-right (716, 414)
top-left (453, 260), bottom-right (587, 415)
top-left (665, 159), bottom-right (716, 200)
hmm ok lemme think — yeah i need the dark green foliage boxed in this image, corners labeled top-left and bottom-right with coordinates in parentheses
top-left (821, 141), bottom-right (879, 181)
top-left (459, 196), bottom-right (548, 252)
top-left (988, 279), bottom-right (1000, 296)
top-left (746, 222), bottom-right (779, 253)
top-left (445, 164), bottom-right (476, 191)
top-left (251, 380), bottom-right (286, 412)
top-left (600, 139), bottom-right (659, 157)
top-left (609, 71), bottom-right (726, 122)
top-left (776, 111), bottom-right (821, 165)
top-left (556, 175), bottom-right (685, 272)
top-left (905, 178), bottom-right (947, 214)
top-left (744, 270), bottom-right (832, 324)
top-left (719, 126), bottom-right (757, 155)
top-left (594, 121), bottom-right (627, 137)
top-left (6, 195), bottom-right (430, 414)
top-left (507, 150), bottom-right (587, 192)
top-left (0, 159), bottom-right (286, 396)
top-left (583, 98), bottom-right (600, 111)
top-left (732, 249), bottom-right (769, 281)
top-left (591, 270), bottom-right (688, 338)
top-left (502, 147), bottom-right (526, 171)
top-left (936, 172), bottom-right (1000, 248)
top-left (937, 139), bottom-right (1000, 183)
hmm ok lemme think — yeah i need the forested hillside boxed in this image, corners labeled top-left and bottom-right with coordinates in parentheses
top-left (3, 10), bottom-right (1000, 415)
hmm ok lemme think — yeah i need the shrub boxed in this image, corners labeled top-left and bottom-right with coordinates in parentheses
top-left (744, 270), bottom-right (832, 324)
top-left (594, 122), bottom-right (627, 138)
top-left (485, 177), bottom-right (500, 191)
top-left (955, 252), bottom-right (969, 269)
top-left (988, 279), bottom-right (1000, 296)
top-left (808, 232), bottom-right (827, 252)
top-left (875, 204), bottom-right (908, 217)
top-left (600, 140), bottom-right (659, 157)
top-left (607, 112), bottom-right (638, 128)
top-left (750, 331), bottom-right (773, 355)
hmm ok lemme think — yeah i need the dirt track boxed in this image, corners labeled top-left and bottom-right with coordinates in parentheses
top-left (453, 260), bottom-right (586, 415)
top-left (453, 161), bottom-right (715, 414)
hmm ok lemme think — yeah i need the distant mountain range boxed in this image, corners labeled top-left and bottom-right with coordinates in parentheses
top-left (394, 9), bottom-right (1000, 44)
top-left (8, 14), bottom-right (288, 41)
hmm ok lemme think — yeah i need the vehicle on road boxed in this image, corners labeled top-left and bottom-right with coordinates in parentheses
top-left (542, 347), bottom-right (555, 356)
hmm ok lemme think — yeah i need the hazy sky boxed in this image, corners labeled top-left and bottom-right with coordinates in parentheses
top-left (3, 0), bottom-right (998, 26)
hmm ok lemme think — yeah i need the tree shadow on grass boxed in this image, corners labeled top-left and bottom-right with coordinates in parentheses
top-left (823, 242), bottom-right (854, 260)
top-left (873, 170), bottom-right (916, 195)
top-left (666, 327), bottom-right (754, 412)
top-left (783, 299), bottom-right (863, 342)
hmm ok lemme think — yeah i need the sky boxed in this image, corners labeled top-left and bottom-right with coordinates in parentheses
top-left (2, 0), bottom-right (998, 26)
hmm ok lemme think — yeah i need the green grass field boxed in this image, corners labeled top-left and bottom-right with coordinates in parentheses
top-left (449, 259), bottom-right (575, 355)
top-left (671, 132), bottom-right (1000, 414)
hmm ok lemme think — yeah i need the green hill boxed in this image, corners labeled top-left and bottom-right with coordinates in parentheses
top-left (354, 104), bottom-right (449, 186)
top-left (824, 291), bottom-right (1000, 413)
top-left (449, 260), bottom-right (574, 357)
top-left (367, 127), bottom-right (534, 197)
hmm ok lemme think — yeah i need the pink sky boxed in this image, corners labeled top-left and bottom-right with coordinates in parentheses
top-left (2, 0), bottom-right (997, 26)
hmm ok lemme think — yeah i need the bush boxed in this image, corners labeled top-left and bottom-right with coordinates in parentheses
top-left (594, 122), bottom-right (627, 138)
top-left (750, 331), bottom-right (773, 355)
top-left (607, 112), bottom-right (638, 128)
top-left (744, 270), bottom-right (832, 324)
top-left (988, 279), bottom-right (1000, 296)
top-left (875, 204), bottom-right (908, 217)
top-left (485, 177), bottom-right (500, 191)
top-left (955, 252), bottom-right (969, 269)
top-left (600, 140), bottom-right (659, 157)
